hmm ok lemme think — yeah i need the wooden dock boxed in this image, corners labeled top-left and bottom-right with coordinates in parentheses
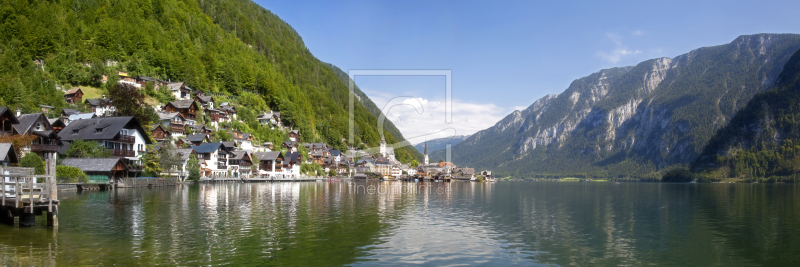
top-left (0, 161), bottom-right (58, 227)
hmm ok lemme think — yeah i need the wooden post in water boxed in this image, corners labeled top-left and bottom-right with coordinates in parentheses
top-left (46, 159), bottom-right (57, 227)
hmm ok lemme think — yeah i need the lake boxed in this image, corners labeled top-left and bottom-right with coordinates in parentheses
top-left (0, 181), bottom-right (798, 266)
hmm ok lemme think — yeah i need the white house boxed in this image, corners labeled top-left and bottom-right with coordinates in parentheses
top-left (191, 142), bottom-right (233, 177)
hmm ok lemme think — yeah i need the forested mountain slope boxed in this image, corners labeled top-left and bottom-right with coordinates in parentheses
top-left (432, 34), bottom-right (800, 178)
top-left (691, 47), bottom-right (800, 181)
top-left (0, 0), bottom-right (417, 162)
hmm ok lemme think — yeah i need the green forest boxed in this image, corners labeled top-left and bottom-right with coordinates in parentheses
top-left (0, 0), bottom-right (419, 162)
top-left (690, 47), bottom-right (800, 183)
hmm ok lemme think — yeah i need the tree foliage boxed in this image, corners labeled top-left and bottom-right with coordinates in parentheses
top-left (187, 154), bottom-right (200, 181)
top-left (19, 152), bottom-right (44, 175)
top-left (65, 140), bottom-right (112, 158)
top-left (56, 165), bottom-right (86, 183)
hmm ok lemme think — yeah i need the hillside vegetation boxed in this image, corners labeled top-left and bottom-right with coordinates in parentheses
top-left (0, 0), bottom-right (419, 162)
top-left (691, 47), bottom-right (800, 182)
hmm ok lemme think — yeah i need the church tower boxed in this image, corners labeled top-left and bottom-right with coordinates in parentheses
top-left (423, 141), bottom-right (429, 165)
top-left (379, 137), bottom-right (387, 157)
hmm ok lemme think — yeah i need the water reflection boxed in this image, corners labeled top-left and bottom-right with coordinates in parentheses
top-left (0, 181), bottom-right (797, 266)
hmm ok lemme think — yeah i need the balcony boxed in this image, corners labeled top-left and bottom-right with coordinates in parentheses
top-left (110, 149), bottom-right (135, 157)
top-left (31, 144), bottom-right (58, 152)
top-left (170, 123), bottom-right (185, 133)
top-left (116, 135), bottom-right (135, 143)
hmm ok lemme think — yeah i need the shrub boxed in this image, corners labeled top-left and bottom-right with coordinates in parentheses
top-left (56, 166), bottom-right (87, 183)
top-left (19, 153), bottom-right (45, 175)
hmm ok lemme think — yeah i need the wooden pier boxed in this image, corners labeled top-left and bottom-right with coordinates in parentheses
top-left (0, 160), bottom-right (59, 227)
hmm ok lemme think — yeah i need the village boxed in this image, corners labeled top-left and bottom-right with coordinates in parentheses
top-left (0, 72), bottom-right (493, 189)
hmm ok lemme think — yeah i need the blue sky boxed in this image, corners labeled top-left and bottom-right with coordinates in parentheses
top-left (255, 0), bottom-right (800, 142)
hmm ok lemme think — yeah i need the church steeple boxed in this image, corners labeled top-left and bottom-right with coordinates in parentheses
top-left (423, 141), bottom-right (429, 165)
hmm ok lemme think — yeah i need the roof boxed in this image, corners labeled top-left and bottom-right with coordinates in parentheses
top-left (64, 88), bottom-right (82, 95)
top-left (458, 168), bottom-right (475, 175)
top-left (137, 76), bottom-right (156, 82)
top-left (330, 150), bottom-right (341, 156)
top-left (196, 95), bottom-right (213, 103)
top-left (85, 98), bottom-right (111, 106)
top-left (289, 130), bottom-right (299, 135)
top-left (221, 141), bottom-right (237, 149)
top-left (167, 100), bottom-right (197, 109)
top-left (62, 109), bottom-right (79, 115)
top-left (231, 151), bottom-right (249, 160)
top-left (58, 116), bottom-right (153, 144)
top-left (186, 133), bottom-right (207, 143)
top-left (13, 113), bottom-right (46, 134)
top-left (68, 113), bottom-right (96, 121)
top-left (192, 143), bottom-right (228, 154)
top-left (0, 143), bottom-right (17, 163)
top-left (282, 141), bottom-right (297, 147)
top-left (159, 112), bottom-right (184, 121)
top-left (285, 151), bottom-right (301, 164)
top-left (166, 82), bottom-right (184, 92)
top-left (60, 157), bottom-right (127, 172)
top-left (254, 151), bottom-right (282, 161)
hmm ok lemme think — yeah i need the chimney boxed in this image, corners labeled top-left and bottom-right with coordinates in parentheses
top-left (16, 108), bottom-right (20, 116)
top-left (102, 95), bottom-right (106, 99)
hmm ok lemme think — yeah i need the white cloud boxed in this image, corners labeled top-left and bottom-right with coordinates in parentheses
top-left (597, 32), bottom-right (642, 63)
top-left (597, 48), bottom-right (641, 64)
top-left (364, 91), bottom-right (510, 143)
top-left (631, 30), bottom-right (644, 36)
top-left (512, 105), bottom-right (528, 111)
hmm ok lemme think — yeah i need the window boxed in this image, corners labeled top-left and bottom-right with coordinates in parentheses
top-left (73, 129), bottom-right (79, 134)
top-left (95, 128), bottom-right (102, 133)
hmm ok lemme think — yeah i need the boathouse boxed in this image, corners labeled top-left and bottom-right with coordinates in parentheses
top-left (60, 157), bottom-right (129, 184)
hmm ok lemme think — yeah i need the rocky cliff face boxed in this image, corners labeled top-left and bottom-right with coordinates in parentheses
top-left (433, 34), bottom-right (800, 177)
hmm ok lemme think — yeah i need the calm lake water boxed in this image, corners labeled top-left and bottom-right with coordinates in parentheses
top-left (0, 181), bottom-right (798, 266)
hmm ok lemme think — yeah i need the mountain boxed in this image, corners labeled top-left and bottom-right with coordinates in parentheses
top-left (414, 135), bottom-right (470, 156)
top-left (432, 34), bottom-right (800, 178)
top-left (0, 0), bottom-right (417, 162)
top-left (690, 47), bottom-right (800, 181)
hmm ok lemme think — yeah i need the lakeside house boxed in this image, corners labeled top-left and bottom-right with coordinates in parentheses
top-left (191, 142), bottom-right (233, 177)
top-left (254, 151), bottom-right (283, 176)
top-left (58, 116), bottom-right (152, 172)
top-left (228, 151), bottom-right (252, 177)
top-left (61, 157), bottom-right (129, 184)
